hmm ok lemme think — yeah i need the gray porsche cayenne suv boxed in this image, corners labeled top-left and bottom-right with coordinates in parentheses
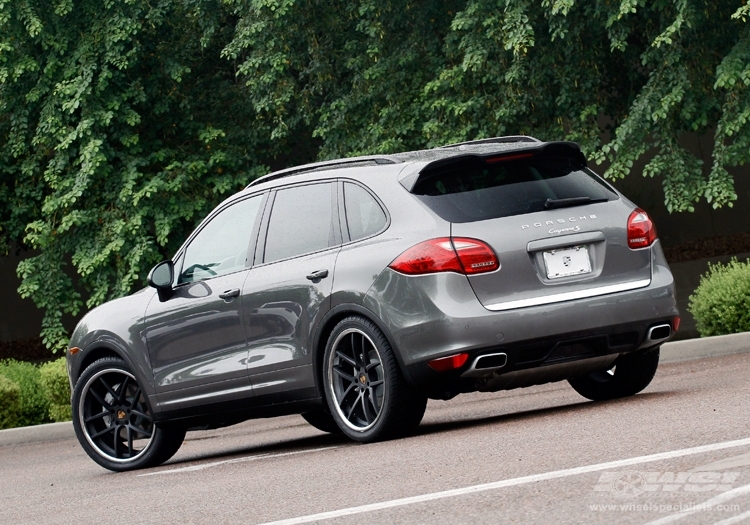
top-left (66, 136), bottom-right (678, 471)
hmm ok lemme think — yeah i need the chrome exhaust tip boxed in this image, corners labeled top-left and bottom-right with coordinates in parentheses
top-left (462, 353), bottom-right (508, 377)
top-left (647, 323), bottom-right (672, 343)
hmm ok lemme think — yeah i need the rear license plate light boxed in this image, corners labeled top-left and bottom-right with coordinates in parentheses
top-left (543, 245), bottom-right (592, 279)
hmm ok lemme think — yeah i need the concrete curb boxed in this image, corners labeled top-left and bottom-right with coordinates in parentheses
top-left (660, 330), bottom-right (750, 363)
top-left (0, 421), bottom-right (74, 447)
top-left (1, 332), bottom-right (749, 448)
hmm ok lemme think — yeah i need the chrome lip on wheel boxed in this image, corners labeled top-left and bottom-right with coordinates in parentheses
top-left (327, 328), bottom-right (385, 432)
top-left (78, 368), bottom-right (155, 464)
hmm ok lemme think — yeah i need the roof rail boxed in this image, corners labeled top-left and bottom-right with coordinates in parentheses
top-left (439, 136), bottom-right (541, 148)
top-left (246, 156), bottom-right (402, 189)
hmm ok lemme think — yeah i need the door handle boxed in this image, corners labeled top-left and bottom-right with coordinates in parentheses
top-left (219, 288), bottom-right (240, 300)
top-left (306, 269), bottom-right (329, 283)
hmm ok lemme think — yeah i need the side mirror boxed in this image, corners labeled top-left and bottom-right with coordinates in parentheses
top-left (148, 260), bottom-right (174, 290)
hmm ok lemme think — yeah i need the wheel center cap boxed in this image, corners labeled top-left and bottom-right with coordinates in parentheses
top-left (359, 374), bottom-right (367, 385)
top-left (117, 410), bottom-right (126, 420)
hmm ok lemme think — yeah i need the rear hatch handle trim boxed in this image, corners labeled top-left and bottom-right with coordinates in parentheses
top-left (483, 279), bottom-right (652, 312)
top-left (527, 231), bottom-right (605, 252)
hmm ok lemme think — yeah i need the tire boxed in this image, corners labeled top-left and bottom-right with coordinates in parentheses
top-left (568, 347), bottom-right (660, 401)
top-left (323, 316), bottom-right (427, 442)
top-left (72, 357), bottom-right (186, 472)
top-left (301, 410), bottom-right (342, 434)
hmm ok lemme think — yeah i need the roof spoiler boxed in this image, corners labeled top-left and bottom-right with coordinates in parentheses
top-left (398, 141), bottom-right (586, 192)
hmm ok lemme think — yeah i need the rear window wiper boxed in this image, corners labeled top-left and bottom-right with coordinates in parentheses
top-left (544, 197), bottom-right (608, 210)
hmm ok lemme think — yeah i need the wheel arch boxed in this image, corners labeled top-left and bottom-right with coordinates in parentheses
top-left (312, 303), bottom-right (413, 401)
top-left (72, 339), bottom-right (150, 393)
top-left (75, 346), bottom-right (122, 383)
top-left (71, 340), bottom-right (161, 421)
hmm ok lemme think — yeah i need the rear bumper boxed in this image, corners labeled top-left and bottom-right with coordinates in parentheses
top-left (363, 245), bottom-right (677, 395)
top-left (403, 317), bottom-right (673, 398)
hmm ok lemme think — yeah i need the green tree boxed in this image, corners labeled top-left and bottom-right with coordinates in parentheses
top-left (224, 0), bottom-right (747, 212)
top-left (3, 0), bottom-right (750, 352)
top-left (0, 0), bottom-right (278, 350)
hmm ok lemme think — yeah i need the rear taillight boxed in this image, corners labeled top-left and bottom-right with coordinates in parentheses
top-left (627, 208), bottom-right (657, 249)
top-left (388, 237), bottom-right (498, 276)
top-left (452, 238), bottom-right (500, 274)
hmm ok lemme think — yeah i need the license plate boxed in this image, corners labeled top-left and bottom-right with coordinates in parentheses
top-left (543, 245), bottom-right (591, 279)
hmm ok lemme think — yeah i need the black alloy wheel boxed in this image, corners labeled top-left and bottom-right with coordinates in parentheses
top-left (72, 357), bottom-right (185, 471)
top-left (324, 316), bottom-right (427, 442)
top-left (329, 327), bottom-right (385, 431)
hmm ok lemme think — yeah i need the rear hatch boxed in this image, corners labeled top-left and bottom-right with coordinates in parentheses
top-left (408, 143), bottom-right (652, 311)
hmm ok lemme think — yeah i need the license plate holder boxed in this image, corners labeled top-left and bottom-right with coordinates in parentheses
top-left (543, 245), bottom-right (592, 279)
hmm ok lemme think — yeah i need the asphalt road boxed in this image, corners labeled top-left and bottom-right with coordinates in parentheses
top-left (2, 352), bottom-right (749, 525)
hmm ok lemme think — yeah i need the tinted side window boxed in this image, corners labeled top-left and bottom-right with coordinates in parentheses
top-left (179, 195), bottom-right (263, 283)
top-left (264, 183), bottom-right (336, 263)
top-left (344, 183), bottom-right (387, 241)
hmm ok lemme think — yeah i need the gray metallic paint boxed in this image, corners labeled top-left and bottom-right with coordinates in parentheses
top-left (67, 288), bottom-right (157, 402)
top-left (67, 139), bottom-right (679, 430)
top-left (144, 271), bottom-right (252, 411)
top-left (242, 248), bottom-right (340, 398)
top-left (364, 239), bottom-right (675, 368)
top-left (453, 201), bottom-right (651, 309)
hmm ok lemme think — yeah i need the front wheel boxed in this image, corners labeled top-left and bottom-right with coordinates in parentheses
top-left (72, 357), bottom-right (185, 472)
top-left (323, 316), bottom-right (427, 442)
top-left (568, 347), bottom-right (660, 401)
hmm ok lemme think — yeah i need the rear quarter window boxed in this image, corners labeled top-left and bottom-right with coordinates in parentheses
top-left (412, 156), bottom-right (618, 223)
top-left (343, 182), bottom-right (387, 241)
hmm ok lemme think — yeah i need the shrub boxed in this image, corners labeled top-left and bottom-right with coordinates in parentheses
top-left (0, 375), bottom-right (21, 429)
top-left (688, 257), bottom-right (750, 337)
top-left (0, 360), bottom-right (51, 427)
top-left (39, 358), bottom-right (72, 422)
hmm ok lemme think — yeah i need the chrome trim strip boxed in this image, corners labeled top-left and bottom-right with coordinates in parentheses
top-left (160, 384), bottom-right (254, 406)
top-left (484, 279), bottom-right (652, 312)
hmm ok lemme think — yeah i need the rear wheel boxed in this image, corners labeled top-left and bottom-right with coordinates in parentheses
top-left (323, 316), bottom-right (427, 442)
top-left (568, 347), bottom-right (660, 401)
top-left (72, 357), bottom-right (186, 472)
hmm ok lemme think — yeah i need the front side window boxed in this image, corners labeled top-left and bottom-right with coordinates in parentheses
top-left (344, 182), bottom-right (387, 241)
top-left (264, 183), bottom-right (336, 263)
top-left (179, 195), bottom-right (264, 283)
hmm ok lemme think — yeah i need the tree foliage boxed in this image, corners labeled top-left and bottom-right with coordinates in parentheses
top-left (0, 0), bottom-right (275, 350)
top-left (2, 0), bottom-right (750, 351)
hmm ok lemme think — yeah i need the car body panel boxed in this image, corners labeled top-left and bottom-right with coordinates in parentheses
top-left (330, 172), bottom-right (449, 309)
top-left (241, 248), bottom-right (339, 399)
top-left (67, 288), bottom-right (156, 398)
top-left (453, 200), bottom-right (652, 310)
top-left (67, 137), bottom-right (679, 432)
top-left (364, 239), bottom-right (675, 369)
top-left (143, 270), bottom-right (253, 410)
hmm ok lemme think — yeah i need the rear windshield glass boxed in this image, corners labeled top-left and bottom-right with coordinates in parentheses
top-left (411, 156), bottom-right (618, 223)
